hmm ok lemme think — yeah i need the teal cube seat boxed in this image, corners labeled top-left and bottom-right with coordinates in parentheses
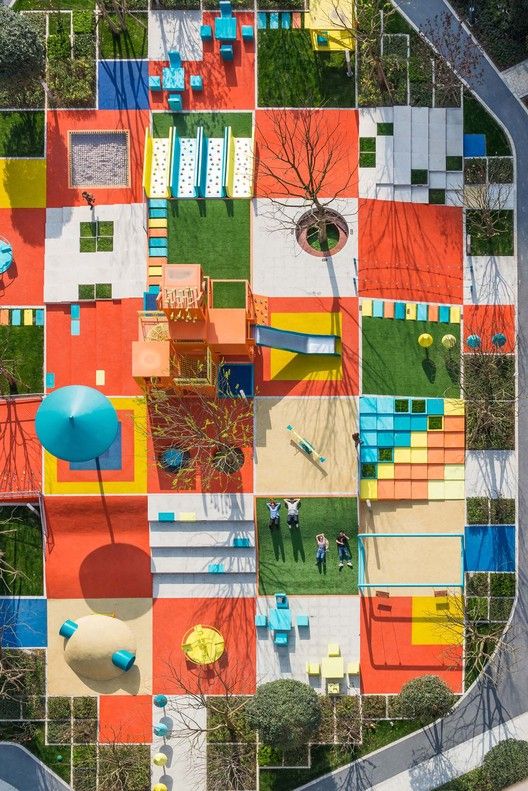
top-left (200, 24), bottom-right (213, 39)
top-left (296, 615), bottom-right (309, 627)
top-left (233, 537), bottom-right (251, 547)
top-left (168, 93), bottom-right (183, 111)
top-left (241, 25), bottom-right (254, 39)
top-left (220, 44), bottom-right (234, 60)
top-left (208, 563), bottom-right (225, 573)
top-left (150, 237), bottom-right (168, 248)
top-left (158, 512), bottom-right (174, 521)
top-left (190, 75), bottom-right (203, 90)
top-left (148, 75), bottom-right (162, 91)
top-left (255, 614), bottom-right (267, 627)
top-left (149, 208), bottom-right (167, 219)
top-left (274, 631), bottom-right (288, 646)
top-left (149, 199), bottom-right (168, 208)
top-left (317, 32), bottom-right (329, 45)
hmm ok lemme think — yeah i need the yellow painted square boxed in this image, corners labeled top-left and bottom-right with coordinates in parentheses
top-left (270, 312), bottom-right (343, 381)
top-left (149, 218), bottom-right (167, 228)
top-left (410, 431), bottom-right (427, 448)
top-left (406, 303), bottom-right (417, 320)
top-left (95, 369), bottom-right (106, 386)
top-left (360, 479), bottom-right (378, 500)
top-left (428, 480), bottom-right (445, 499)
top-left (444, 480), bottom-right (465, 499)
top-left (444, 399), bottom-right (465, 416)
top-left (0, 159), bottom-right (46, 208)
top-left (148, 265), bottom-right (163, 276)
top-left (179, 512), bottom-right (197, 521)
top-left (410, 448), bottom-right (427, 463)
top-left (361, 299), bottom-right (373, 317)
top-left (411, 595), bottom-right (464, 645)
top-left (44, 396), bottom-right (147, 494)
top-left (377, 464), bottom-right (394, 480)
top-left (23, 309), bottom-right (33, 326)
top-left (394, 447), bottom-right (411, 463)
top-left (449, 306), bottom-right (461, 324)
top-left (444, 464), bottom-right (464, 481)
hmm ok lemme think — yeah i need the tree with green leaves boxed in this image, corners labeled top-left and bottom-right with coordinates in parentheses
top-left (396, 675), bottom-right (455, 724)
top-left (0, 9), bottom-right (45, 86)
top-left (245, 679), bottom-right (321, 749)
top-left (479, 739), bottom-right (528, 790)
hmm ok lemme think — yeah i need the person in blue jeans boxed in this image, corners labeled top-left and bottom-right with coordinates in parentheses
top-left (336, 531), bottom-right (353, 570)
top-left (266, 499), bottom-right (281, 529)
top-left (315, 533), bottom-right (329, 565)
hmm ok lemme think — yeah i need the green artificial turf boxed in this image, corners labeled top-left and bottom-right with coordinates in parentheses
top-left (99, 12), bottom-right (147, 59)
top-left (361, 318), bottom-right (461, 398)
top-left (212, 280), bottom-right (247, 308)
top-left (0, 112), bottom-right (45, 157)
top-left (153, 111), bottom-right (252, 139)
top-left (463, 91), bottom-right (511, 156)
top-left (257, 497), bottom-right (358, 595)
top-left (14, 0), bottom-right (95, 8)
top-left (167, 200), bottom-right (250, 280)
top-left (0, 506), bottom-right (43, 596)
top-left (258, 29), bottom-right (355, 108)
top-left (0, 326), bottom-right (44, 396)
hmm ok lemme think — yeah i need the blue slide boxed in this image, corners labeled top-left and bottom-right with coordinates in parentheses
top-left (253, 324), bottom-right (339, 355)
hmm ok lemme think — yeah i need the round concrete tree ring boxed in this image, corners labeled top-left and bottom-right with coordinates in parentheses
top-left (63, 614), bottom-right (136, 681)
top-left (295, 209), bottom-right (349, 258)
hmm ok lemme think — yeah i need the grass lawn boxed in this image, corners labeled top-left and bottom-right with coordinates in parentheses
top-left (99, 12), bottom-right (147, 59)
top-left (0, 506), bottom-right (43, 596)
top-left (212, 280), bottom-right (247, 308)
top-left (362, 318), bottom-right (461, 398)
top-left (257, 497), bottom-right (358, 595)
top-left (167, 200), bottom-right (250, 280)
top-left (464, 354), bottom-right (515, 450)
top-left (467, 210), bottom-right (514, 256)
top-left (258, 29), bottom-right (355, 108)
top-left (463, 92), bottom-right (511, 156)
top-left (153, 112), bottom-right (253, 139)
top-left (0, 112), bottom-right (45, 157)
top-left (14, 0), bottom-right (95, 7)
top-left (0, 326), bottom-right (44, 396)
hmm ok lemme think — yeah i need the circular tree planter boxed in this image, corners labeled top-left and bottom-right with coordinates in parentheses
top-left (295, 209), bottom-right (349, 258)
top-left (212, 446), bottom-right (244, 475)
top-left (159, 448), bottom-right (191, 473)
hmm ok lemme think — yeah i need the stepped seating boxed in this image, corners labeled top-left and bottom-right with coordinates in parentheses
top-left (147, 199), bottom-right (169, 289)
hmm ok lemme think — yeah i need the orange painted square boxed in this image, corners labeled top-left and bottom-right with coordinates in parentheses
top-left (0, 209), bottom-right (45, 306)
top-left (443, 416), bottom-right (465, 432)
top-left (149, 228), bottom-right (167, 238)
top-left (395, 464), bottom-right (411, 480)
top-left (444, 448), bottom-right (465, 463)
top-left (0, 398), bottom-right (42, 494)
top-left (445, 432), bottom-right (465, 448)
top-left (427, 449), bottom-right (445, 464)
top-left (410, 464), bottom-right (428, 480)
top-left (427, 432), bottom-right (445, 448)
top-left (411, 481), bottom-right (428, 499)
top-left (376, 480), bottom-right (395, 499)
top-left (428, 305), bottom-right (439, 322)
top-left (384, 302), bottom-right (394, 319)
top-left (394, 481), bottom-right (412, 499)
top-left (99, 696), bottom-right (152, 743)
top-left (427, 464), bottom-right (445, 479)
top-left (255, 109), bottom-right (358, 199)
top-left (464, 304), bottom-right (515, 353)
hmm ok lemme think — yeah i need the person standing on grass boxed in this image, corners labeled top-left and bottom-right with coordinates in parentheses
top-left (266, 499), bottom-right (281, 530)
top-left (336, 531), bottom-right (353, 570)
top-left (284, 497), bottom-right (301, 528)
top-left (315, 533), bottom-right (329, 565)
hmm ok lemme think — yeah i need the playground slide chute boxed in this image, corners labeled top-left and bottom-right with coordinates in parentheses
top-left (253, 324), bottom-right (339, 355)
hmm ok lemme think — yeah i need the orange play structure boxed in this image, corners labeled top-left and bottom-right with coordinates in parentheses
top-left (132, 264), bottom-right (263, 387)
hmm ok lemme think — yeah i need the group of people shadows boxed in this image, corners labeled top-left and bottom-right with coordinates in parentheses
top-left (266, 499), bottom-right (354, 572)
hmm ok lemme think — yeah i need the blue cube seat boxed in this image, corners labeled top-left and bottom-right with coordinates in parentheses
top-left (220, 43), bottom-right (234, 60)
top-left (241, 25), bottom-right (254, 40)
top-left (296, 615), bottom-right (309, 627)
top-left (200, 24), bottom-right (213, 39)
top-left (190, 75), bottom-right (203, 90)
top-left (233, 537), bottom-right (251, 547)
top-left (168, 93), bottom-right (183, 111)
top-left (208, 563), bottom-right (225, 573)
top-left (255, 614), bottom-right (267, 627)
top-left (317, 32), bottom-right (329, 45)
top-left (274, 631), bottom-right (288, 646)
top-left (148, 75), bottom-right (162, 91)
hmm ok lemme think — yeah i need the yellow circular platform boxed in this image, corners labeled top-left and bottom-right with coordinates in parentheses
top-left (181, 624), bottom-right (225, 665)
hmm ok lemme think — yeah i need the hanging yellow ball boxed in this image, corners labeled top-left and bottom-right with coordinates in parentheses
top-left (441, 333), bottom-right (457, 349)
top-left (418, 333), bottom-right (433, 348)
top-left (153, 753), bottom-right (168, 767)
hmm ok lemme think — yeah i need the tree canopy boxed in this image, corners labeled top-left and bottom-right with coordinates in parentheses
top-left (245, 679), bottom-right (321, 749)
top-left (0, 9), bottom-right (45, 84)
top-left (397, 675), bottom-right (455, 724)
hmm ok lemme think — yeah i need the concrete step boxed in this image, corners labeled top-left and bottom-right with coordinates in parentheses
top-left (150, 518), bottom-right (253, 531)
top-left (150, 548), bottom-right (256, 574)
top-left (150, 527), bottom-right (254, 548)
top-left (147, 493), bottom-right (253, 522)
top-left (153, 574), bottom-right (257, 598)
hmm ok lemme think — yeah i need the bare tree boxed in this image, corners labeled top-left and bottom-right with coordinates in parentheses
top-left (95, 0), bottom-right (146, 36)
top-left (97, 740), bottom-right (150, 791)
top-left (420, 11), bottom-right (484, 88)
top-left (257, 108), bottom-right (355, 248)
top-left (462, 158), bottom-right (514, 252)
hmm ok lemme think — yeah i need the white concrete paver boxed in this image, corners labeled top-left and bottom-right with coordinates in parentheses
top-left (464, 256), bottom-right (517, 305)
top-left (148, 11), bottom-right (203, 61)
top-left (502, 58), bottom-right (528, 98)
top-left (465, 450), bottom-right (517, 499)
top-left (151, 696), bottom-right (207, 791)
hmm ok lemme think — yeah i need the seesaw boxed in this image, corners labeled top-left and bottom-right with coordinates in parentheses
top-left (286, 424), bottom-right (327, 463)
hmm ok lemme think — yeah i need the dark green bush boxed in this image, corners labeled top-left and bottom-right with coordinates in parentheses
top-left (73, 33), bottom-right (95, 59)
top-left (480, 739), bottom-right (528, 790)
top-left (490, 499), bottom-right (515, 525)
top-left (73, 11), bottom-right (94, 34)
top-left (48, 697), bottom-right (71, 720)
top-left (489, 597), bottom-right (513, 622)
top-left (397, 675), bottom-right (454, 724)
top-left (0, 8), bottom-right (45, 83)
top-left (466, 498), bottom-right (489, 525)
top-left (466, 572), bottom-right (489, 597)
top-left (246, 680), bottom-right (321, 749)
top-left (362, 695), bottom-right (387, 720)
top-left (490, 572), bottom-right (515, 598)
top-left (47, 33), bottom-right (71, 61)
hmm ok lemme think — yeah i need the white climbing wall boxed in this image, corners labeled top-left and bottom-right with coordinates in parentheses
top-left (204, 137), bottom-right (224, 198)
top-left (150, 138), bottom-right (170, 199)
top-left (176, 137), bottom-right (198, 198)
top-left (231, 137), bottom-right (254, 198)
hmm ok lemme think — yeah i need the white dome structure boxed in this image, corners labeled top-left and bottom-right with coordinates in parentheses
top-left (63, 614), bottom-right (136, 681)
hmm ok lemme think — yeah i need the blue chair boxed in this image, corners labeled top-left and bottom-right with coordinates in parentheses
top-left (168, 50), bottom-right (182, 68)
top-left (241, 25), bottom-right (254, 40)
top-left (148, 75), bottom-right (162, 91)
top-left (255, 614), bottom-right (267, 627)
top-left (190, 74), bottom-right (203, 91)
top-left (220, 44), bottom-right (234, 60)
top-left (274, 631), bottom-right (288, 646)
top-left (317, 32), bottom-right (329, 46)
top-left (219, 0), bottom-right (232, 16)
top-left (296, 615), bottom-right (309, 627)
top-left (275, 593), bottom-right (288, 609)
top-left (168, 93), bottom-right (183, 111)
top-left (200, 24), bottom-right (213, 39)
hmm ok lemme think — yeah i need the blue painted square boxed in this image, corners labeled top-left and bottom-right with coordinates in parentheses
top-left (159, 512), bottom-right (175, 521)
top-left (360, 396), bottom-right (377, 414)
top-left (410, 415), bottom-right (427, 431)
top-left (377, 431), bottom-right (394, 447)
top-left (376, 415), bottom-right (394, 430)
top-left (257, 11), bottom-right (267, 28)
top-left (427, 399), bottom-right (444, 415)
top-left (70, 423), bottom-right (122, 471)
top-left (35, 309), bottom-right (44, 326)
top-left (0, 598), bottom-right (47, 648)
top-left (372, 299), bottom-right (384, 318)
top-left (361, 432), bottom-right (378, 447)
top-left (394, 415), bottom-right (411, 431)
top-left (269, 11), bottom-right (279, 28)
top-left (416, 303), bottom-right (428, 321)
top-left (11, 310), bottom-right (20, 326)
top-left (71, 319), bottom-right (80, 336)
top-left (438, 305), bottom-right (450, 323)
top-left (464, 525), bottom-right (515, 572)
top-left (377, 397), bottom-right (393, 413)
top-left (218, 363), bottom-right (254, 398)
top-left (71, 304), bottom-right (81, 319)
top-left (98, 59), bottom-right (149, 111)
top-left (464, 133), bottom-right (486, 157)
top-left (360, 447), bottom-right (377, 463)
top-left (281, 11), bottom-right (291, 27)
top-left (45, 372), bottom-right (55, 389)
top-left (359, 415), bottom-right (376, 431)
top-left (394, 302), bottom-right (406, 319)
top-left (143, 291), bottom-right (158, 310)
top-left (394, 431), bottom-right (411, 447)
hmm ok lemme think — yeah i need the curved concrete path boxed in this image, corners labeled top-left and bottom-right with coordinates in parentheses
top-left (0, 743), bottom-right (72, 791)
top-left (299, 1), bottom-right (528, 789)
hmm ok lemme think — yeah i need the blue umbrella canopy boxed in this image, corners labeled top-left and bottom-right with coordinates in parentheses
top-left (35, 386), bottom-right (118, 462)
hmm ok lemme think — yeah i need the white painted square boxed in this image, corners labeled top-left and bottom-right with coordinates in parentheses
top-left (464, 256), bottom-right (517, 305)
top-left (152, 696), bottom-right (207, 791)
top-left (148, 11), bottom-right (203, 62)
top-left (95, 369), bottom-right (105, 385)
top-left (465, 451), bottom-right (516, 499)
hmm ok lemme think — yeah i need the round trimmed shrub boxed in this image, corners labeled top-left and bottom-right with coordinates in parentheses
top-left (397, 675), bottom-right (455, 724)
top-left (0, 9), bottom-right (45, 84)
top-left (246, 680), bottom-right (321, 749)
top-left (479, 739), bottom-right (528, 790)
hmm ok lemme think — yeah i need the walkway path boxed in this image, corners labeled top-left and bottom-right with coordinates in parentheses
top-left (0, 743), bottom-right (72, 791)
top-left (299, 0), bottom-right (528, 788)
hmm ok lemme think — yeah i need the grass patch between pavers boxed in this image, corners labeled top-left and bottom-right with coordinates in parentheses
top-left (257, 497), bottom-right (358, 595)
top-left (466, 210), bottom-right (514, 256)
top-left (167, 200), bottom-right (250, 280)
top-left (463, 91), bottom-right (511, 156)
top-left (0, 325), bottom-right (44, 396)
top-left (99, 13), bottom-right (147, 59)
top-left (362, 317), bottom-right (460, 398)
top-left (212, 280), bottom-right (247, 308)
top-left (0, 506), bottom-right (43, 596)
top-left (153, 111), bottom-right (252, 139)
top-left (464, 354), bottom-right (515, 450)
top-left (0, 112), bottom-right (45, 157)
top-left (258, 29), bottom-right (355, 108)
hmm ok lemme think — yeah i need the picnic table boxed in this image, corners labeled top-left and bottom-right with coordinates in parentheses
top-left (268, 607), bottom-right (292, 632)
top-left (321, 655), bottom-right (345, 679)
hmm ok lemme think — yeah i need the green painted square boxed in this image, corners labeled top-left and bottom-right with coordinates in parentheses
top-left (395, 399), bottom-right (409, 413)
top-left (411, 399), bottom-right (426, 413)
top-left (361, 463), bottom-right (377, 479)
top-left (257, 496), bottom-right (358, 595)
top-left (96, 236), bottom-right (113, 252)
top-left (359, 137), bottom-right (376, 153)
top-left (429, 189), bottom-right (445, 205)
top-left (95, 283), bottom-right (112, 299)
top-left (78, 284), bottom-right (95, 300)
top-left (80, 222), bottom-right (97, 238)
top-left (377, 122), bottom-right (393, 135)
top-left (428, 415), bottom-right (443, 430)
top-left (411, 169), bottom-right (428, 185)
top-left (79, 237), bottom-right (96, 253)
top-left (378, 447), bottom-right (393, 462)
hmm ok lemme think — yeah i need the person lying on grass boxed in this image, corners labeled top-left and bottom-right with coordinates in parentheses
top-left (315, 533), bottom-right (329, 564)
top-left (284, 497), bottom-right (301, 528)
top-left (267, 499), bottom-right (281, 529)
top-left (336, 531), bottom-right (353, 570)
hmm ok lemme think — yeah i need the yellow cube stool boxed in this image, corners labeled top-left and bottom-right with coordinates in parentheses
top-left (306, 662), bottom-right (320, 675)
top-left (328, 644), bottom-right (340, 657)
top-left (347, 661), bottom-right (360, 675)
top-left (327, 682), bottom-right (340, 695)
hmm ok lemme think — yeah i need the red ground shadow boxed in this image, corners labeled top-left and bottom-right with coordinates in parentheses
top-left (254, 109), bottom-right (359, 199)
top-left (149, 12), bottom-right (255, 112)
top-left (153, 597), bottom-right (256, 695)
top-left (358, 200), bottom-right (463, 303)
top-left (463, 304), bottom-right (515, 353)
top-left (46, 300), bottom-right (142, 396)
top-left (99, 695), bottom-right (152, 743)
top-left (0, 209), bottom-right (45, 306)
top-left (360, 596), bottom-right (463, 694)
top-left (0, 397), bottom-right (42, 498)
top-left (46, 109), bottom-right (149, 208)
top-left (44, 496), bottom-right (151, 599)
top-left (147, 398), bottom-right (253, 494)
top-left (254, 297), bottom-right (359, 396)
